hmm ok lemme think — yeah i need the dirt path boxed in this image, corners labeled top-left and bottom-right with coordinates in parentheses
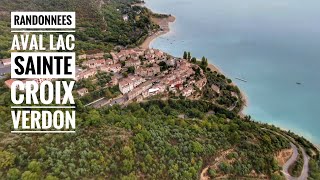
top-left (200, 149), bottom-right (233, 180)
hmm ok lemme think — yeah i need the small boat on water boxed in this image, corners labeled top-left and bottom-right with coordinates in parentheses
top-left (296, 82), bottom-right (302, 85)
top-left (235, 77), bottom-right (247, 83)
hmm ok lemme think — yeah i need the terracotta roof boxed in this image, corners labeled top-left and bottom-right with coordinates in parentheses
top-left (4, 79), bottom-right (15, 88)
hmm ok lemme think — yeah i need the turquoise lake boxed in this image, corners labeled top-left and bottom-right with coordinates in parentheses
top-left (145, 0), bottom-right (320, 144)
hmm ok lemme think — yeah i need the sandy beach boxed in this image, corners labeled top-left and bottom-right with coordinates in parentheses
top-left (140, 15), bottom-right (176, 49)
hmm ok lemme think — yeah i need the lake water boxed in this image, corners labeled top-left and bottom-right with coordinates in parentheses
top-left (145, 0), bottom-right (320, 144)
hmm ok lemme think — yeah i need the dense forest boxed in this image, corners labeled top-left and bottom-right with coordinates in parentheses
top-left (0, 82), bottom-right (292, 179)
top-left (0, 0), bottom-right (157, 58)
top-left (0, 75), bottom-right (320, 179)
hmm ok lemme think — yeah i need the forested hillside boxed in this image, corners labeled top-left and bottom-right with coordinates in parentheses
top-left (0, 80), bottom-right (291, 179)
top-left (0, 76), bottom-right (319, 179)
top-left (0, 0), bottom-right (156, 58)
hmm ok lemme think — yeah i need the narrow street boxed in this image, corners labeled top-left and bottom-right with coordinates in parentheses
top-left (86, 95), bottom-right (127, 108)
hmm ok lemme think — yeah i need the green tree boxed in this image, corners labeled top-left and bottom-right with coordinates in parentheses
top-left (85, 109), bottom-right (101, 125)
top-left (123, 72), bottom-right (128, 78)
top-left (208, 168), bottom-right (216, 178)
top-left (105, 89), bottom-right (113, 98)
top-left (121, 173), bottom-right (138, 180)
top-left (122, 146), bottom-right (133, 159)
top-left (219, 162), bottom-right (232, 174)
top-left (0, 151), bottom-right (15, 169)
top-left (191, 141), bottom-right (204, 153)
top-left (28, 160), bottom-right (41, 173)
top-left (38, 148), bottom-right (46, 158)
top-left (104, 53), bottom-right (111, 59)
top-left (183, 51), bottom-right (187, 59)
top-left (201, 56), bottom-right (208, 69)
top-left (122, 159), bottom-right (134, 173)
top-left (21, 171), bottom-right (39, 180)
top-left (191, 57), bottom-right (196, 63)
top-left (45, 175), bottom-right (59, 180)
top-left (145, 154), bottom-right (153, 165)
top-left (96, 71), bottom-right (111, 87)
top-left (270, 173), bottom-right (284, 180)
top-left (127, 66), bottom-right (135, 74)
top-left (7, 168), bottom-right (21, 180)
top-left (187, 52), bottom-right (191, 60)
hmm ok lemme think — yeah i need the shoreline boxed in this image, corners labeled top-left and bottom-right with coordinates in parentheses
top-left (208, 63), bottom-right (249, 115)
top-left (139, 15), bottom-right (176, 49)
top-left (140, 6), bottom-right (248, 115)
top-left (140, 4), bottom-right (319, 149)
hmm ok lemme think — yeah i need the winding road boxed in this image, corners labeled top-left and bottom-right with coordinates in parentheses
top-left (282, 143), bottom-right (309, 180)
top-left (263, 129), bottom-right (310, 180)
top-left (299, 147), bottom-right (310, 180)
top-left (282, 142), bottom-right (299, 179)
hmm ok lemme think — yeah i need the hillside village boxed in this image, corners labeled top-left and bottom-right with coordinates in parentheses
top-left (2, 48), bottom-right (241, 110)
top-left (74, 48), bottom-right (209, 106)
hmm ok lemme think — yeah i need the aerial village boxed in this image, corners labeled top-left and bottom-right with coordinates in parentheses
top-left (74, 48), bottom-right (208, 107)
top-left (2, 48), bottom-right (213, 107)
